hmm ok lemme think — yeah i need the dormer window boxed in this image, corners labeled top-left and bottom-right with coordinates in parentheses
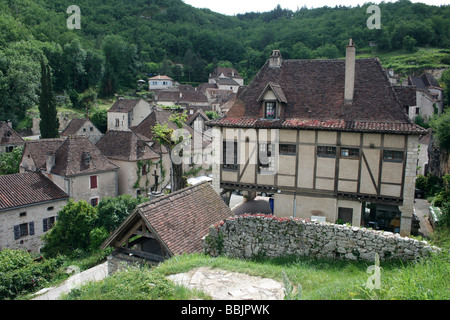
top-left (265, 102), bottom-right (276, 119)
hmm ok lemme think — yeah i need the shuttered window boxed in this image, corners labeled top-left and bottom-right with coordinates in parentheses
top-left (90, 175), bottom-right (98, 189)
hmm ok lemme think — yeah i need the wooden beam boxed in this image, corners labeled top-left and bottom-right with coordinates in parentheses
top-left (116, 247), bottom-right (165, 262)
top-left (133, 230), bottom-right (156, 239)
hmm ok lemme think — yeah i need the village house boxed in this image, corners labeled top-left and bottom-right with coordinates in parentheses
top-left (0, 121), bottom-right (24, 153)
top-left (131, 109), bottom-right (212, 176)
top-left (107, 98), bottom-right (152, 131)
top-left (208, 67), bottom-right (244, 87)
top-left (148, 75), bottom-right (174, 90)
top-left (60, 118), bottom-right (103, 144)
top-left (207, 41), bottom-right (427, 236)
top-left (0, 172), bottom-right (69, 252)
top-left (96, 130), bottom-right (166, 197)
top-left (186, 108), bottom-right (211, 134)
top-left (20, 136), bottom-right (119, 205)
top-left (153, 87), bottom-right (211, 113)
top-left (403, 73), bottom-right (444, 122)
top-left (101, 182), bottom-right (233, 269)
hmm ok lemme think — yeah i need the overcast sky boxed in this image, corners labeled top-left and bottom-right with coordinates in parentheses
top-left (182, 0), bottom-right (450, 16)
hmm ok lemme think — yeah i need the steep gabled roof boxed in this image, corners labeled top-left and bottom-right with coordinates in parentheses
top-left (96, 130), bottom-right (160, 161)
top-left (51, 136), bottom-right (118, 177)
top-left (210, 67), bottom-right (243, 79)
top-left (0, 121), bottom-right (24, 145)
top-left (22, 138), bottom-right (66, 170)
top-left (60, 118), bottom-right (99, 136)
top-left (102, 182), bottom-right (234, 256)
top-left (0, 172), bottom-right (68, 211)
top-left (208, 57), bottom-right (426, 135)
top-left (108, 99), bottom-right (144, 113)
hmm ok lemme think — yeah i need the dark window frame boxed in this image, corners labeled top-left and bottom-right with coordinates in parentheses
top-left (383, 150), bottom-right (404, 162)
top-left (340, 147), bottom-right (360, 159)
top-left (317, 146), bottom-right (337, 158)
top-left (265, 101), bottom-right (276, 119)
top-left (280, 144), bottom-right (296, 155)
top-left (222, 141), bottom-right (238, 171)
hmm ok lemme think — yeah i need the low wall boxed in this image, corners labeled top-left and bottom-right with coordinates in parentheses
top-left (203, 214), bottom-right (440, 262)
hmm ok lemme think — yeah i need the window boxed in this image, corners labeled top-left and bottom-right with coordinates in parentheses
top-left (222, 141), bottom-right (238, 170)
top-left (317, 146), bottom-right (336, 157)
top-left (43, 216), bottom-right (55, 232)
top-left (259, 143), bottom-right (275, 173)
top-left (265, 102), bottom-right (276, 119)
top-left (338, 207), bottom-right (353, 224)
top-left (383, 150), bottom-right (404, 162)
top-left (115, 118), bottom-right (119, 127)
top-left (341, 147), bottom-right (359, 158)
top-left (19, 212), bottom-right (26, 217)
top-left (14, 222), bottom-right (34, 239)
top-left (90, 198), bottom-right (99, 207)
top-left (6, 146), bottom-right (14, 152)
top-left (90, 175), bottom-right (98, 189)
top-left (142, 164), bottom-right (148, 175)
top-left (47, 206), bottom-right (54, 211)
top-left (280, 144), bottom-right (296, 155)
top-left (90, 127), bottom-right (93, 132)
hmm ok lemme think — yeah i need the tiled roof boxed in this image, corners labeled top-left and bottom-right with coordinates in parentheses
top-left (137, 182), bottom-right (233, 255)
top-left (208, 57), bottom-right (426, 135)
top-left (51, 136), bottom-right (119, 177)
top-left (149, 75), bottom-right (173, 80)
top-left (156, 90), bottom-right (208, 103)
top-left (22, 138), bottom-right (66, 170)
top-left (0, 121), bottom-right (24, 145)
top-left (108, 99), bottom-right (145, 113)
top-left (60, 118), bottom-right (99, 136)
top-left (210, 67), bottom-right (243, 79)
top-left (96, 130), bottom-right (160, 161)
top-left (0, 172), bottom-right (68, 211)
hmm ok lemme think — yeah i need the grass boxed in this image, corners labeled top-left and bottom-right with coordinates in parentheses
top-left (59, 246), bottom-right (449, 300)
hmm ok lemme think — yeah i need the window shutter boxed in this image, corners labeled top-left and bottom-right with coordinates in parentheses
top-left (29, 222), bottom-right (35, 236)
top-left (43, 218), bottom-right (48, 232)
top-left (90, 175), bottom-right (98, 189)
top-left (14, 225), bottom-right (20, 239)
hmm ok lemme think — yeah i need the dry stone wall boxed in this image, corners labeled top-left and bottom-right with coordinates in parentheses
top-left (203, 214), bottom-right (440, 262)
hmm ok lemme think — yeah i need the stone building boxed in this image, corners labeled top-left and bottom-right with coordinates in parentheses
top-left (0, 172), bottom-right (69, 252)
top-left (107, 99), bottom-right (152, 131)
top-left (0, 121), bottom-right (24, 153)
top-left (21, 136), bottom-right (119, 205)
top-left (96, 130), bottom-right (166, 197)
top-left (60, 118), bottom-right (103, 144)
top-left (207, 40), bottom-right (426, 236)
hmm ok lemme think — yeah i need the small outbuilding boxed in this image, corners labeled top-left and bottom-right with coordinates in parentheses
top-left (101, 182), bottom-right (233, 271)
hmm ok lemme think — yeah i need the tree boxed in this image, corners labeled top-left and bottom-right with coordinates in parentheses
top-left (430, 109), bottom-right (450, 152)
top-left (0, 147), bottom-right (23, 175)
top-left (152, 112), bottom-right (189, 192)
top-left (38, 59), bottom-right (59, 138)
top-left (41, 200), bottom-right (98, 258)
top-left (402, 35), bottom-right (417, 52)
top-left (90, 108), bottom-right (108, 133)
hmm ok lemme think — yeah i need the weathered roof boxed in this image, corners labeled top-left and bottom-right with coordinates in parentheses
top-left (149, 75), bottom-right (173, 81)
top-left (393, 86), bottom-right (417, 107)
top-left (156, 90), bottom-right (208, 104)
top-left (0, 172), bottom-right (68, 211)
top-left (216, 78), bottom-right (240, 86)
top-left (208, 57), bottom-right (426, 135)
top-left (108, 99), bottom-right (144, 113)
top-left (22, 138), bottom-right (66, 170)
top-left (60, 118), bottom-right (98, 136)
top-left (186, 109), bottom-right (210, 126)
top-left (51, 136), bottom-right (118, 177)
top-left (210, 67), bottom-right (243, 79)
top-left (0, 121), bottom-right (24, 145)
top-left (96, 130), bottom-right (160, 161)
top-left (137, 182), bottom-right (233, 255)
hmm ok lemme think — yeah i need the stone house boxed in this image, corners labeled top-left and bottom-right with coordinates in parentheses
top-left (107, 99), bottom-right (152, 131)
top-left (0, 172), bottom-right (69, 252)
top-left (0, 121), bottom-right (24, 153)
top-left (404, 73), bottom-right (444, 122)
top-left (60, 118), bottom-right (103, 144)
top-left (101, 182), bottom-right (233, 268)
top-left (96, 130), bottom-right (166, 197)
top-left (186, 109), bottom-right (211, 134)
top-left (209, 67), bottom-right (244, 87)
top-left (21, 136), bottom-right (119, 206)
top-left (207, 41), bottom-right (427, 236)
top-left (148, 75), bottom-right (174, 90)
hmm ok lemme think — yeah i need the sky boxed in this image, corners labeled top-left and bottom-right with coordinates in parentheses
top-left (182, 0), bottom-right (450, 16)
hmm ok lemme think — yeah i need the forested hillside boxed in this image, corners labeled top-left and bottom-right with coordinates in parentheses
top-left (0, 0), bottom-right (449, 127)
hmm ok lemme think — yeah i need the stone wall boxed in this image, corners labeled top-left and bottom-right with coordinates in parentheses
top-left (203, 214), bottom-right (440, 262)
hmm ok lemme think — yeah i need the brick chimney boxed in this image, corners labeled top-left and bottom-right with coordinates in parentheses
top-left (269, 50), bottom-right (282, 68)
top-left (344, 39), bottom-right (356, 105)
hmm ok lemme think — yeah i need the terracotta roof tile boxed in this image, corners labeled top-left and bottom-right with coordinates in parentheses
top-left (137, 183), bottom-right (233, 255)
top-left (0, 172), bottom-right (68, 211)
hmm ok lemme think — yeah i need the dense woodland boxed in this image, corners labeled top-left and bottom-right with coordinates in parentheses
top-left (0, 0), bottom-right (449, 127)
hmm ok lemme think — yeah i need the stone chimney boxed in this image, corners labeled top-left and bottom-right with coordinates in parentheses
top-left (269, 50), bottom-right (282, 68)
top-left (344, 39), bottom-right (356, 105)
top-left (46, 152), bottom-right (55, 172)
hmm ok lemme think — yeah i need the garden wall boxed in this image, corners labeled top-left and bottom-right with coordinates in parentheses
top-left (203, 214), bottom-right (440, 262)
